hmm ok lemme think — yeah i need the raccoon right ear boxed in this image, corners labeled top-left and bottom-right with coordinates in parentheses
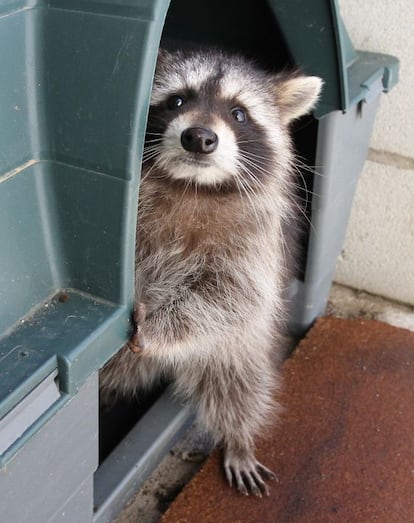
top-left (276, 75), bottom-right (323, 125)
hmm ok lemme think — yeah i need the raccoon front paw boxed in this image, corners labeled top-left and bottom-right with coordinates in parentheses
top-left (127, 302), bottom-right (147, 353)
top-left (224, 452), bottom-right (276, 497)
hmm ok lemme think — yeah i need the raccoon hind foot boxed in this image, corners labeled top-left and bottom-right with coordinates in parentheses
top-left (224, 452), bottom-right (276, 497)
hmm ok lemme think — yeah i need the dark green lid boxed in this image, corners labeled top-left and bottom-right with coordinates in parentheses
top-left (268, 0), bottom-right (399, 117)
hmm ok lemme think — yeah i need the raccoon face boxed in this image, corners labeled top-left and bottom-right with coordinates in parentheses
top-left (146, 90), bottom-right (242, 186)
top-left (143, 50), bottom-right (322, 190)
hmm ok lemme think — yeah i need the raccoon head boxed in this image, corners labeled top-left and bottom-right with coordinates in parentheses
top-left (143, 49), bottom-right (322, 190)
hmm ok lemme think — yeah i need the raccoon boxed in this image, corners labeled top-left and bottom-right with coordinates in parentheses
top-left (100, 49), bottom-right (322, 496)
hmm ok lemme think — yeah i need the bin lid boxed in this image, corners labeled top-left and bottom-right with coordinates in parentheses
top-left (0, 0), bottom-right (170, 466)
top-left (268, 0), bottom-right (399, 117)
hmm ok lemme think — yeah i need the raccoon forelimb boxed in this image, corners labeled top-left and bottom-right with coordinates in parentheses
top-left (127, 302), bottom-right (147, 353)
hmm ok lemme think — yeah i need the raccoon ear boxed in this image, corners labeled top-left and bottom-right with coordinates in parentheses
top-left (276, 75), bottom-right (323, 125)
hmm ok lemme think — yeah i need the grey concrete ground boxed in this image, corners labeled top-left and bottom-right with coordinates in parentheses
top-left (327, 283), bottom-right (414, 332)
top-left (113, 283), bottom-right (414, 523)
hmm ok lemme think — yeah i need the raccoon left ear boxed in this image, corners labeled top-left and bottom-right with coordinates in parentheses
top-left (276, 75), bottom-right (323, 125)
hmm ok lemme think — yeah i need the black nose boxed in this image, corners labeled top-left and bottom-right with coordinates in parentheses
top-left (180, 127), bottom-right (218, 154)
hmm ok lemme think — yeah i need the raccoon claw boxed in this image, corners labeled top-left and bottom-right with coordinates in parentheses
top-left (127, 303), bottom-right (147, 353)
top-left (224, 455), bottom-right (276, 497)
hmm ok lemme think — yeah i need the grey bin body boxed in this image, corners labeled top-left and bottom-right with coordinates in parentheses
top-left (0, 0), bottom-right (398, 521)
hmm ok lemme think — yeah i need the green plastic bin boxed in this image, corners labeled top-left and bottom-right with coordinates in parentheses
top-left (0, 1), bottom-right (170, 521)
top-left (0, 0), bottom-right (167, 455)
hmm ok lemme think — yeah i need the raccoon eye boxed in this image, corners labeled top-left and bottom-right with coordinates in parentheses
top-left (167, 95), bottom-right (185, 110)
top-left (231, 107), bottom-right (247, 123)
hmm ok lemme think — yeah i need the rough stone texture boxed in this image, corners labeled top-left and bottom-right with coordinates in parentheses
top-left (328, 284), bottom-right (414, 332)
top-left (161, 317), bottom-right (414, 523)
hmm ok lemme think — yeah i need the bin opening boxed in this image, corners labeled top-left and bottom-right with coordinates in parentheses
top-left (159, 0), bottom-right (319, 280)
top-left (99, 382), bottom-right (166, 463)
top-left (98, 0), bottom-right (316, 461)
top-left (160, 0), bottom-right (293, 71)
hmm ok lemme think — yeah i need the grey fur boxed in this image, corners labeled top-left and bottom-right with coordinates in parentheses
top-left (100, 49), bottom-right (322, 496)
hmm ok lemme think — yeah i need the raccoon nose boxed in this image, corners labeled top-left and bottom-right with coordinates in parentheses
top-left (181, 127), bottom-right (218, 154)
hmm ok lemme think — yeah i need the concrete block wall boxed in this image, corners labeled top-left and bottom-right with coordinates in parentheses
top-left (334, 1), bottom-right (414, 305)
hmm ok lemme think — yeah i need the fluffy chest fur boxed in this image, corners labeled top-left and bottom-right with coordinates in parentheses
top-left (135, 176), bottom-right (285, 322)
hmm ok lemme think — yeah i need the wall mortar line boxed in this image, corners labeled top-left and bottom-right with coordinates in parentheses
top-left (368, 149), bottom-right (414, 171)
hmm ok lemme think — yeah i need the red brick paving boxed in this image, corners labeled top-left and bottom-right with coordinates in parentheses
top-left (161, 317), bottom-right (414, 523)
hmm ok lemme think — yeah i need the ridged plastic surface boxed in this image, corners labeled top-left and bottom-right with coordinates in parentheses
top-left (0, 0), bottom-right (170, 463)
